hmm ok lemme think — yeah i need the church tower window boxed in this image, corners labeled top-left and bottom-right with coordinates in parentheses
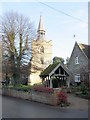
top-left (41, 57), bottom-right (44, 64)
top-left (40, 46), bottom-right (44, 53)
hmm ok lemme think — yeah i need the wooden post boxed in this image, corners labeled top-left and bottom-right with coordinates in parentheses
top-left (59, 67), bottom-right (61, 74)
top-left (67, 77), bottom-right (70, 88)
top-left (49, 76), bottom-right (52, 88)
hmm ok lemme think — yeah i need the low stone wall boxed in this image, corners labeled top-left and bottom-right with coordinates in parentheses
top-left (2, 88), bottom-right (60, 106)
top-left (2, 88), bottom-right (32, 100)
top-left (32, 91), bottom-right (59, 106)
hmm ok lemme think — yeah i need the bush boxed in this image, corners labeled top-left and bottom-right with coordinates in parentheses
top-left (82, 79), bottom-right (90, 87)
top-left (2, 84), bottom-right (33, 92)
top-left (79, 84), bottom-right (88, 94)
top-left (71, 83), bottom-right (90, 99)
top-left (33, 85), bottom-right (54, 93)
top-left (57, 90), bottom-right (68, 105)
top-left (14, 84), bottom-right (32, 92)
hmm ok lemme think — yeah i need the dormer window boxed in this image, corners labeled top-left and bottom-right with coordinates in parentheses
top-left (75, 57), bottom-right (79, 64)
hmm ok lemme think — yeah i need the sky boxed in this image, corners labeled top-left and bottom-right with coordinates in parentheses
top-left (0, 0), bottom-right (89, 62)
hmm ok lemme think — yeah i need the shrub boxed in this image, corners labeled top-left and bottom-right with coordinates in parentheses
top-left (14, 84), bottom-right (32, 92)
top-left (79, 84), bottom-right (88, 94)
top-left (82, 79), bottom-right (90, 88)
top-left (33, 85), bottom-right (54, 93)
top-left (57, 90), bottom-right (68, 105)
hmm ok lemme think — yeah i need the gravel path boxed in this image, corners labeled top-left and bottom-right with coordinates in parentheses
top-left (66, 94), bottom-right (88, 110)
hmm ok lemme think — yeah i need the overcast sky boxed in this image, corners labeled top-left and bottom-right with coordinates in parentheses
top-left (0, 0), bottom-right (88, 61)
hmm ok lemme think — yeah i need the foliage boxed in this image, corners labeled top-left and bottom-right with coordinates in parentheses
top-left (78, 92), bottom-right (90, 99)
top-left (70, 84), bottom-right (90, 99)
top-left (33, 85), bottom-right (54, 93)
top-left (57, 90), bottom-right (67, 104)
top-left (79, 84), bottom-right (88, 94)
top-left (2, 11), bottom-right (35, 84)
top-left (13, 84), bottom-right (32, 92)
top-left (53, 56), bottom-right (64, 64)
top-left (57, 90), bottom-right (70, 107)
top-left (81, 79), bottom-right (90, 88)
top-left (2, 84), bottom-right (32, 92)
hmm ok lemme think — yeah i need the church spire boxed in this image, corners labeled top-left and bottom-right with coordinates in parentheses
top-left (37, 15), bottom-right (46, 40)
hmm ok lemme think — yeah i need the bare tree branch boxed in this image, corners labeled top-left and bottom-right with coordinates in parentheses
top-left (1, 11), bottom-right (36, 84)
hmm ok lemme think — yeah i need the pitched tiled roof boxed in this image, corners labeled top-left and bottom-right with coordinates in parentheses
top-left (40, 62), bottom-right (69, 77)
top-left (40, 62), bottom-right (60, 76)
top-left (79, 43), bottom-right (90, 59)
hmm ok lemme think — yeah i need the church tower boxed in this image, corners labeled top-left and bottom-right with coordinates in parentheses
top-left (28, 16), bottom-right (52, 85)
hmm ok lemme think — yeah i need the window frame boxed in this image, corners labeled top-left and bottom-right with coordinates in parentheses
top-left (75, 56), bottom-right (79, 64)
top-left (75, 74), bottom-right (80, 82)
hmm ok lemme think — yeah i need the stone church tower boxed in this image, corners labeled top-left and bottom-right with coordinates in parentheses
top-left (28, 16), bottom-right (52, 85)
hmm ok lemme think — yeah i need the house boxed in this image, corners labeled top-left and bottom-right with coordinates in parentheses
top-left (40, 62), bottom-right (70, 88)
top-left (67, 42), bottom-right (90, 86)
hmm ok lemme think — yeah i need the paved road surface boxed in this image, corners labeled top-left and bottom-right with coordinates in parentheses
top-left (1, 95), bottom-right (88, 118)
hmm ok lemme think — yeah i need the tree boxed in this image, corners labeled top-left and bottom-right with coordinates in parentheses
top-left (1, 11), bottom-right (35, 85)
top-left (53, 56), bottom-right (64, 64)
top-left (66, 57), bottom-right (69, 64)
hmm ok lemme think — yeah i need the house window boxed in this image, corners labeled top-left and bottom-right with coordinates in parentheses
top-left (75, 57), bottom-right (79, 64)
top-left (75, 74), bottom-right (80, 82)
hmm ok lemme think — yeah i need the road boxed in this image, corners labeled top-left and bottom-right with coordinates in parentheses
top-left (0, 95), bottom-right (88, 118)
